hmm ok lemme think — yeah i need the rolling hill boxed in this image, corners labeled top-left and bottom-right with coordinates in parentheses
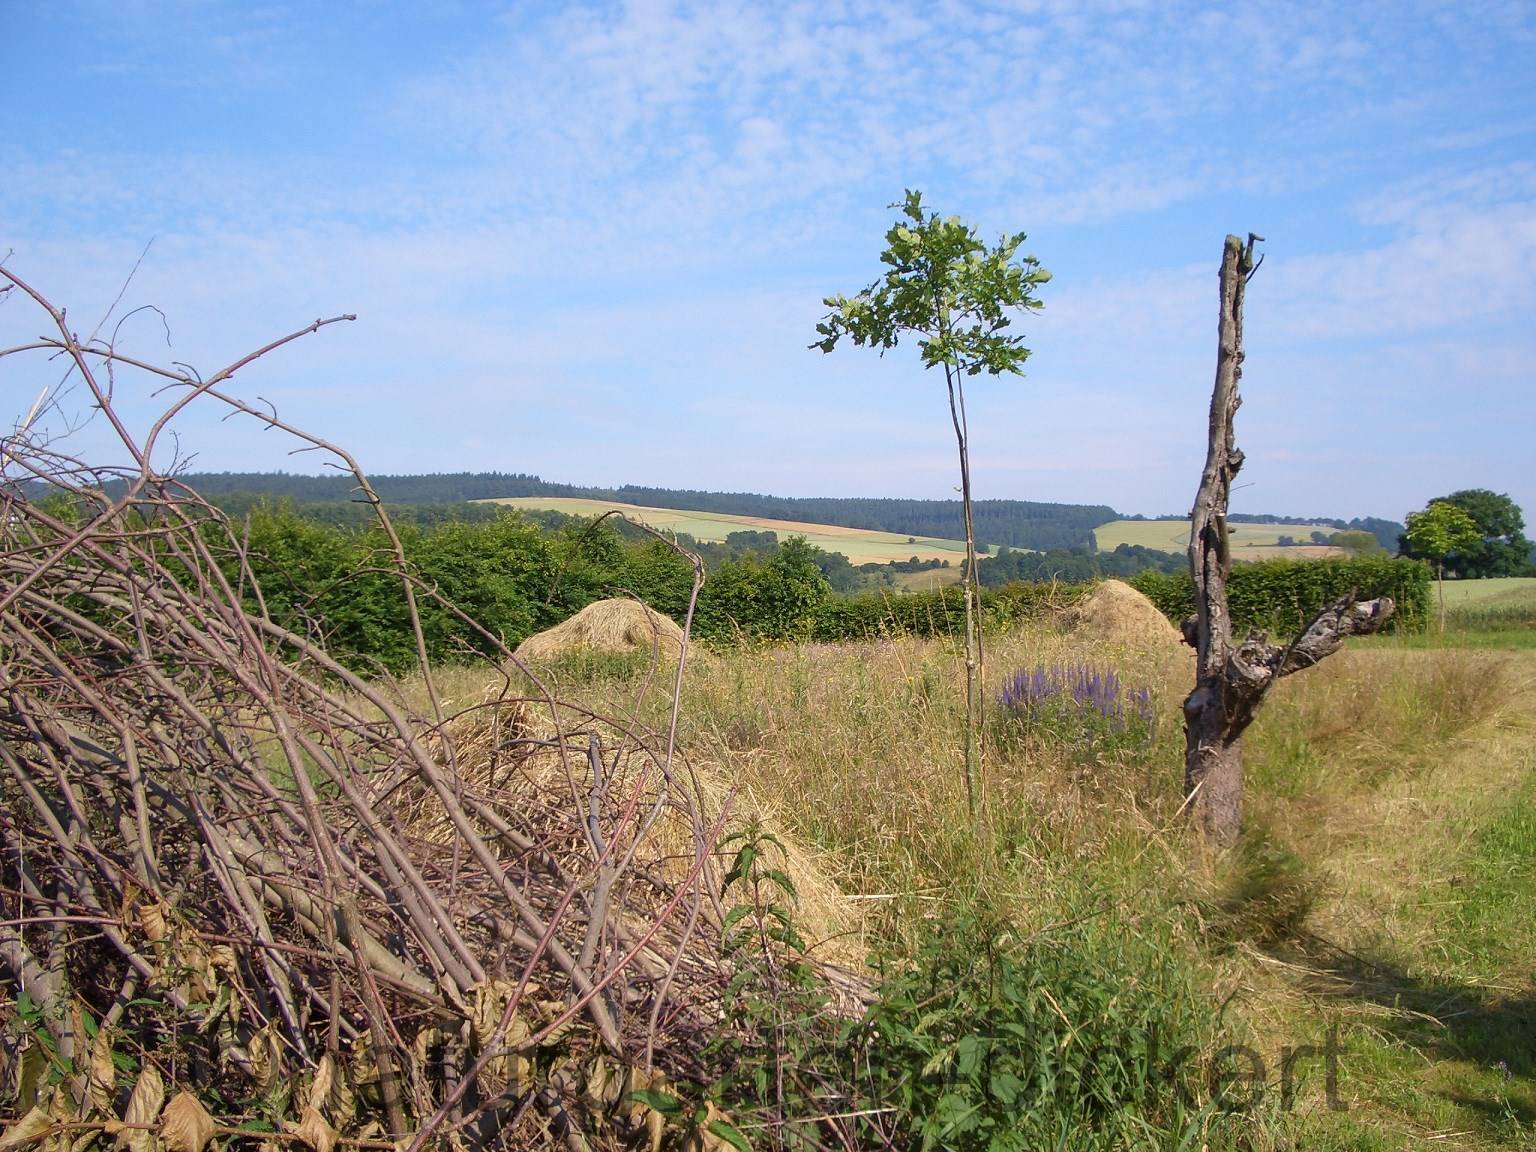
top-left (485, 497), bottom-right (973, 566)
top-left (1092, 519), bottom-right (1345, 560)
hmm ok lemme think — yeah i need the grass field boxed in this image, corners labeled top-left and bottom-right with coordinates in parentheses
top-left (1436, 576), bottom-right (1536, 605)
top-left (485, 496), bottom-right (973, 565)
top-left (890, 565), bottom-right (965, 590)
top-left (1094, 517), bottom-right (1344, 560)
top-left (483, 608), bottom-right (1535, 1149)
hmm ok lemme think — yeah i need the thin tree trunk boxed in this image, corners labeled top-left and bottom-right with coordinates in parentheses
top-left (956, 369), bottom-right (986, 810)
top-left (1182, 234), bottom-right (1394, 847)
top-left (947, 367), bottom-right (981, 821)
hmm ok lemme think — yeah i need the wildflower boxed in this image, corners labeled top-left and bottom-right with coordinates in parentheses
top-left (997, 663), bottom-right (1156, 753)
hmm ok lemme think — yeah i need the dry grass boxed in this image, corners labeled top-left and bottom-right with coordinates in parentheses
top-left (408, 606), bottom-right (1535, 1148)
top-left (499, 615), bottom-right (1200, 950)
top-left (1231, 646), bottom-right (1536, 1146)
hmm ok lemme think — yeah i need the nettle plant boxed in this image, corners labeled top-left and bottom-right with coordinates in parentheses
top-left (996, 663), bottom-right (1157, 760)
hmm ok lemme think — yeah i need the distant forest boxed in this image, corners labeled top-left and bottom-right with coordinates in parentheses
top-left (128, 471), bottom-right (1402, 554)
top-left (975, 543), bottom-right (1185, 586)
top-left (143, 472), bottom-right (1114, 551)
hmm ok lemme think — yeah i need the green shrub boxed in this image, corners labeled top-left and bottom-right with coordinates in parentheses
top-left (705, 826), bottom-right (831, 1151)
top-left (694, 538), bottom-right (834, 644)
top-left (1132, 557), bottom-right (1431, 637)
top-left (850, 909), bottom-right (1263, 1150)
top-left (809, 581), bottom-right (1087, 643)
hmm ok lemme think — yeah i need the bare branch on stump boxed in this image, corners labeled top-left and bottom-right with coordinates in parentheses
top-left (1182, 234), bottom-right (1394, 847)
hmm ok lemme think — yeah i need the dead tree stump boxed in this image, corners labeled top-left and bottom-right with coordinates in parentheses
top-left (1182, 234), bottom-right (1396, 847)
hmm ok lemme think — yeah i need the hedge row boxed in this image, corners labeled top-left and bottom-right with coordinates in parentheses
top-left (808, 581), bottom-right (1090, 643)
top-left (202, 505), bottom-right (1430, 669)
top-left (1129, 556), bottom-right (1431, 637)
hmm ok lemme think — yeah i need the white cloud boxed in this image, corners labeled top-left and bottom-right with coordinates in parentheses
top-left (5, 1), bottom-right (1533, 518)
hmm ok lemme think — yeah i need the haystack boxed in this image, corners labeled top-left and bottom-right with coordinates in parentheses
top-left (1066, 579), bottom-right (1186, 651)
top-left (419, 691), bottom-right (867, 968)
top-left (514, 598), bottom-right (686, 663)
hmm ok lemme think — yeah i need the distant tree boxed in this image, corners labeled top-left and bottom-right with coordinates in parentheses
top-left (808, 544), bottom-right (861, 593)
top-left (1403, 501), bottom-right (1482, 630)
top-left (725, 529), bottom-right (779, 551)
top-left (1310, 530), bottom-right (1331, 546)
top-left (1401, 489), bottom-right (1531, 579)
top-left (1330, 529), bottom-right (1384, 558)
top-left (815, 190), bottom-right (1049, 819)
top-left (1347, 515), bottom-right (1406, 553)
top-left (1275, 534), bottom-right (1296, 548)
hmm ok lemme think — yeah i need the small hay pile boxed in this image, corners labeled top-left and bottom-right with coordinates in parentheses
top-left (515, 597), bottom-right (686, 663)
top-left (1066, 579), bottom-right (1187, 652)
top-left (429, 692), bottom-right (867, 969)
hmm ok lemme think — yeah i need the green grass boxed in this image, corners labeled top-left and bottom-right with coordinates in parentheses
top-left (482, 495), bottom-right (974, 565)
top-left (1356, 627), bottom-right (1536, 651)
top-left (1435, 577), bottom-right (1536, 606)
top-left (1236, 640), bottom-right (1536, 1149)
top-left (1448, 777), bottom-right (1536, 975)
top-left (1344, 578), bottom-right (1536, 651)
top-left (1093, 517), bottom-right (1346, 559)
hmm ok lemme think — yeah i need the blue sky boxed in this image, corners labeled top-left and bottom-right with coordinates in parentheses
top-left (4, 1), bottom-right (1533, 523)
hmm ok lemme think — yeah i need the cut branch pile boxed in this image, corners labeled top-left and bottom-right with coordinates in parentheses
top-left (0, 267), bottom-right (742, 1150)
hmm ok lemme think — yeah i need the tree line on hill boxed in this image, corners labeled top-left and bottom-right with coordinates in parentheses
top-left (126, 472), bottom-right (1117, 551)
top-left (972, 543), bottom-right (1185, 586)
top-left (147, 470), bottom-right (576, 504)
top-left (95, 472), bottom-right (1536, 580)
top-left (110, 471), bottom-right (1427, 556)
top-left (596, 487), bottom-right (1118, 552)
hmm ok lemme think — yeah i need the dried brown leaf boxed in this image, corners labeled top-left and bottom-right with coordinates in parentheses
top-left (115, 1064), bottom-right (165, 1152)
top-left (284, 1106), bottom-right (337, 1152)
top-left (0, 1107), bottom-right (53, 1150)
top-left (14, 1043), bottom-right (48, 1112)
top-left (305, 1055), bottom-right (334, 1116)
top-left (624, 1069), bottom-right (667, 1152)
top-left (684, 1102), bottom-right (744, 1152)
top-left (159, 1092), bottom-right (216, 1152)
top-left (206, 945), bottom-right (237, 975)
top-left (87, 1025), bottom-right (116, 1115)
top-left (468, 980), bottom-right (517, 1049)
top-left (245, 1023), bottom-right (280, 1091)
top-left (583, 1054), bottom-right (619, 1111)
top-left (137, 905), bottom-right (168, 946)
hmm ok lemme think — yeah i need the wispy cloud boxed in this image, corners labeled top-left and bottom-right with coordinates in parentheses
top-left (4, 1), bottom-right (1533, 519)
